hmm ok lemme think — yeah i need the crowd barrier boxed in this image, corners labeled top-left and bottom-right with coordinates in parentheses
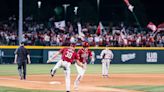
top-left (0, 46), bottom-right (164, 64)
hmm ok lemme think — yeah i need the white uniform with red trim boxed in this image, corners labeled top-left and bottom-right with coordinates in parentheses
top-left (100, 48), bottom-right (114, 77)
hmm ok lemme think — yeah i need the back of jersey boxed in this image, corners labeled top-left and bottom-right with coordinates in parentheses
top-left (60, 48), bottom-right (77, 63)
top-left (15, 46), bottom-right (29, 62)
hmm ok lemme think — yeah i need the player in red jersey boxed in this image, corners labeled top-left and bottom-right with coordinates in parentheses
top-left (74, 42), bottom-right (93, 90)
top-left (47, 43), bottom-right (84, 92)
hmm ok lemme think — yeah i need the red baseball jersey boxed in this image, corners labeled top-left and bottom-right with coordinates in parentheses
top-left (77, 48), bottom-right (92, 63)
top-left (59, 47), bottom-right (77, 63)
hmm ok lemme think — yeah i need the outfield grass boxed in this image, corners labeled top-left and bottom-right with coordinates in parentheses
top-left (109, 85), bottom-right (164, 92)
top-left (0, 64), bottom-right (164, 76)
top-left (0, 86), bottom-right (63, 92)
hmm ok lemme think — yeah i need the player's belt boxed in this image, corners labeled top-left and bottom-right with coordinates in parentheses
top-left (62, 59), bottom-right (71, 63)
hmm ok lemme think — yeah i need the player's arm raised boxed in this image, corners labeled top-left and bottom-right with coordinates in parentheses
top-left (47, 51), bottom-right (60, 63)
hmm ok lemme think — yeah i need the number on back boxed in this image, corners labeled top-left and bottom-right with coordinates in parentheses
top-left (65, 51), bottom-right (73, 59)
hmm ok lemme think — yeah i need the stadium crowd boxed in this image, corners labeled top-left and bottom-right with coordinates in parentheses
top-left (0, 15), bottom-right (164, 47)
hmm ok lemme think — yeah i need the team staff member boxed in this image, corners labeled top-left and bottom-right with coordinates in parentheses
top-left (100, 46), bottom-right (114, 78)
top-left (74, 42), bottom-right (93, 90)
top-left (14, 42), bottom-right (31, 80)
top-left (47, 43), bottom-right (84, 92)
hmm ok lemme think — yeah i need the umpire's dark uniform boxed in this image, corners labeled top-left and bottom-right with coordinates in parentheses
top-left (14, 42), bottom-right (31, 80)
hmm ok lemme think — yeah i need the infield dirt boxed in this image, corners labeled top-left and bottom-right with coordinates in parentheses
top-left (0, 74), bottom-right (164, 92)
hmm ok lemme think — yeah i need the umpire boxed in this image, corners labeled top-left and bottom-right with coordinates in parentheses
top-left (14, 42), bottom-right (31, 80)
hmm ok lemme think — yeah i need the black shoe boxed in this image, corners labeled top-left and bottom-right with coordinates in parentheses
top-left (50, 69), bottom-right (56, 77)
top-left (66, 91), bottom-right (70, 92)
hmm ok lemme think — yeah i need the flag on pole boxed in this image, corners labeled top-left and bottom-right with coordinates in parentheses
top-left (147, 22), bottom-right (157, 32)
top-left (54, 20), bottom-right (66, 30)
top-left (123, 0), bottom-right (134, 12)
top-left (96, 22), bottom-right (104, 35)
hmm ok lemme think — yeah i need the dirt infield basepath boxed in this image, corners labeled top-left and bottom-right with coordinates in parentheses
top-left (0, 74), bottom-right (164, 92)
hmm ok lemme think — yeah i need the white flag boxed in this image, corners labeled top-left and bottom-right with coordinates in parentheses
top-left (54, 20), bottom-right (66, 29)
top-left (124, 0), bottom-right (134, 12)
top-left (147, 22), bottom-right (157, 32)
top-left (77, 22), bottom-right (85, 37)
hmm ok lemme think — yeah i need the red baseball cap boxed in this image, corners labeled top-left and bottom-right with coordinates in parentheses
top-left (83, 42), bottom-right (89, 47)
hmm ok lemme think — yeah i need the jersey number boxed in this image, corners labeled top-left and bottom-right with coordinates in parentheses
top-left (65, 51), bottom-right (73, 59)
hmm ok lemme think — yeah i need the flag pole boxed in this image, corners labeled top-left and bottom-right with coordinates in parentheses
top-left (123, 0), bottom-right (142, 31)
top-left (132, 11), bottom-right (142, 31)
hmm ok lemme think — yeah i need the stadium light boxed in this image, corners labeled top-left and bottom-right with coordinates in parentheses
top-left (74, 6), bottom-right (78, 15)
top-left (62, 4), bottom-right (70, 20)
top-left (97, 0), bottom-right (100, 10)
top-left (37, 1), bottom-right (42, 8)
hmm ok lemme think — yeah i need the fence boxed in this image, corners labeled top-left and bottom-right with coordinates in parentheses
top-left (0, 46), bottom-right (164, 64)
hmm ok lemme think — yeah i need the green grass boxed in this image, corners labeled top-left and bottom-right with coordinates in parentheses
top-left (0, 86), bottom-right (63, 92)
top-left (109, 85), bottom-right (164, 92)
top-left (0, 64), bottom-right (164, 76)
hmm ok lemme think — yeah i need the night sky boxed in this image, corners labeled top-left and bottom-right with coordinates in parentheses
top-left (0, 0), bottom-right (163, 25)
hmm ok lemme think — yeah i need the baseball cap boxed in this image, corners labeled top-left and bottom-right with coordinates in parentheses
top-left (83, 42), bottom-right (89, 47)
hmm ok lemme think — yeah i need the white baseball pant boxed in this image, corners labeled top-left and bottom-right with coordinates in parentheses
top-left (52, 60), bottom-right (71, 91)
top-left (102, 59), bottom-right (111, 76)
top-left (74, 62), bottom-right (86, 89)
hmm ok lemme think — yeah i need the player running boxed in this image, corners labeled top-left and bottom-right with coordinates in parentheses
top-left (74, 42), bottom-right (93, 90)
top-left (100, 46), bottom-right (114, 78)
top-left (47, 43), bottom-right (84, 92)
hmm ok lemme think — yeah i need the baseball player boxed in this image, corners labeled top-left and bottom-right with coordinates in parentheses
top-left (74, 42), bottom-right (93, 90)
top-left (100, 46), bottom-right (114, 78)
top-left (14, 42), bottom-right (31, 80)
top-left (47, 43), bottom-right (84, 92)
top-left (90, 51), bottom-right (95, 64)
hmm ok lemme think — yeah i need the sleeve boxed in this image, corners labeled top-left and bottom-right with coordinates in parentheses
top-left (59, 48), bottom-right (65, 54)
top-left (111, 50), bottom-right (114, 59)
top-left (75, 52), bottom-right (79, 60)
top-left (77, 49), bottom-right (81, 59)
top-left (89, 50), bottom-right (92, 58)
top-left (14, 48), bottom-right (19, 55)
top-left (100, 50), bottom-right (104, 59)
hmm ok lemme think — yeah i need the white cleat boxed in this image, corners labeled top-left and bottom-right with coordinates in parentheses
top-left (74, 87), bottom-right (78, 91)
top-left (73, 85), bottom-right (78, 91)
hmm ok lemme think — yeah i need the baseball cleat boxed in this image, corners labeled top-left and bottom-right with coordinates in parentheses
top-left (73, 83), bottom-right (78, 91)
top-left (50, 69), bottom-right (56, 77)
top-left (74, 86), bottom-right (78, 91)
